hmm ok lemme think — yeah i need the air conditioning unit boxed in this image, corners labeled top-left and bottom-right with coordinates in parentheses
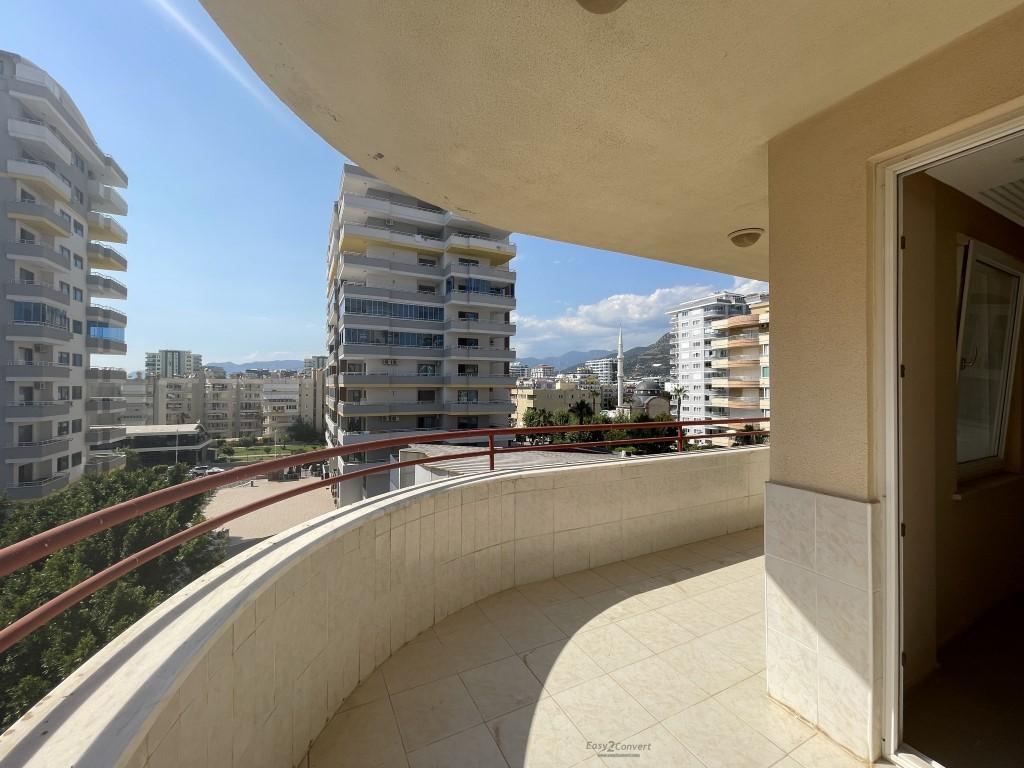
top-left (383, 359), bottom-right (398, 366)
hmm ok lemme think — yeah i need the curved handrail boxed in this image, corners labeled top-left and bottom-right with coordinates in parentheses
top-left (0, 417), bottom-right (768, 653)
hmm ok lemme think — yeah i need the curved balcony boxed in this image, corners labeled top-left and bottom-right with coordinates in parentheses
top-left (337, 372), bottom-right (443, 387)
top-left (443, 374), bottom-right (516, 387)
top-left (5, 279), bottom-right (71, 305)
top-left (86, 304), bottom-right (127, 326)
top-left (0, 447), bottom-right (777, 767)
top-left (6, 158), bottom-right (71, 201)
top-left (4, 361), bottom-right (71, 380)
top-left (5, 200), bottom-right (71, 237)
top-left (87, 213), bottom-right (127, 244)
top-left (86, 426), bottom-right (127, 445)
top-left (443, 261), bottom-right (516, 282)
top-left (336, 401), bottom-right (442, 416)
top-left (443, 318), bottom-right (516, 335)
top-left (5, 240), bottom-right (71, 272)
top-left (86, 272), bottom-right (128, 300)
top-left (444, 345), bottom-right (516, 361)
top-left (6, 320), bottom-right (73, 343)
top-left (86, 242), bottom-right (128, 271)
top-left (86, 336), bottom-right (127, 355)
top-left (7, 116), bottom-right (72, 166)
top-left (443, 289), bottom-right (516, 310)
top-left (4, 437), bottom-right (71, 461)
top-left (4, 472), bottom-right (69, 501)
top-left (339, 251), bottom-right (442, 279)
top-left (87, 180), bottom-right (128, 216)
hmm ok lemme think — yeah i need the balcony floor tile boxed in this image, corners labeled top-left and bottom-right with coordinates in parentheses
top-left (308, 527), bottom-right (866, 767)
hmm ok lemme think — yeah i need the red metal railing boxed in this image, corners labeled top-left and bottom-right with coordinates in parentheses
top-left (0, 418), bottom-right (767, 654)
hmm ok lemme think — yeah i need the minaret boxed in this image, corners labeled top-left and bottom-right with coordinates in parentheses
top-left (616, 328), bottom-right (625, 410)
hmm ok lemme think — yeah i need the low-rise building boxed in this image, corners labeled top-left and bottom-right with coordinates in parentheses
top-left (511, 382), bottom-right (601, 426)
top-left (529, 363), bottom-right (556, 379)
top-left (124, 424), bottom-right (214, 467)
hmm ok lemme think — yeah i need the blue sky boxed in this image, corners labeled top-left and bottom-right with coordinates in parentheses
top-left (4, 0), bottom-right (764, 371)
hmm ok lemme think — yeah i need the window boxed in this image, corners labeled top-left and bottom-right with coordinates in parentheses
top-left (72, 386), bottom-right (82, 399)
top-left (58, 352), bottom-right (70, 365)
top-left (73, 287), bottom-right (83, 302)
top-left (72, 320), bottom-right (82, 334)
top-left (72, 419), bottom-right (82, 433)
top-left (57, 386), bottom-right (70, 401)
top-left (57, 421), bottom-right (70, 436)
top-left (72, 353), bottom-right (82, 366)
top-left (60, 245), bottom-right (71, 261)
top-left (458, 311), bottom-right (479, 321)
top-left (57, 455), bottom-right (69, 472)
top-left (59, 210), bottom-right (72, 228)
top-left (417, 257), bottom-right (437, 267)
top-left (761, 366), bottom-right (770, 378)
top-left (417, 416), bottom-right (439, 429)
top-left (73, 254), bottom-right (83, 269)
top-left (417, 363), bottom-right (437, 375)
top-left (956, 239), bottom-right (1024, 478)
top-left (417, 390), bottom-right (436, 403)
top-left (73, 219), bottom-right (84, 237)
top-left (456, 416), bottom-right (479, 429)
top-left (14, 301), bottom-right (68, 329)
top-left (458, 258), bottom-right (480, 266)
top-left (457, 337), bottom-right (479, 348)
top-left (457, 390), bottom-right (479, 403)
top-left (73, 187), bottom-right (84, 205)
top-left (59, 281), bottom-right (71, 296)
top-left (72, 451), bottom-right (82, 466)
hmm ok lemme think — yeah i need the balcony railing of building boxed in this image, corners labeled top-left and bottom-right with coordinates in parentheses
top-left (0, 416), bottom-right (768, 661)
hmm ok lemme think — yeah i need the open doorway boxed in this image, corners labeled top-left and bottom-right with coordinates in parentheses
top-left (897, 131), bottom-right (1024, 767)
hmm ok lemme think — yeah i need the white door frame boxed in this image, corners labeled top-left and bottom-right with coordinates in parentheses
top-left (872, 109), bottom-right (1024, 767)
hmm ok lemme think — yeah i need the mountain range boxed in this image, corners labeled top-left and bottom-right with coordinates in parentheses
top-left (206, 360), bottom-right (306, 373)
top-left (520, 333), bottom-right (672, 379)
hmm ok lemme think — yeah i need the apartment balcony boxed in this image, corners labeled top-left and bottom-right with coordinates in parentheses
top-left (710, 333), bottom-right (761, 350)
top-left (6, 320), bottom-right (73, 344)
top-left (5, 199), bottom-right (71, 237)
top-left (4, 448), bottom-right (791, 768)
top-left (710, 395), bottom-right (762, 409)
top-left (87, 212), bottom-right (127, 244)
top-left (759, 332), bottom-right (770, 345)
top-left (442, 399), bottom-right (514, 414)
top-left (7, 116), bottom-right (72, 165)
top-left (87, 180), bottom-right (128, 216)
top-left (4, 472), bottom-right (69, 501)
top-left (5, 279), bottom-right (71, 306)
top-left (760, 398), bottom-right (771, 410)
top-left (340, 282), bottom-right (442, 306)
top-left (443, 261), bottom-right (517, 282)
top-left (86, 336), bottom-right (127, 355)
top-left (443, 318), bottom-right (516, 334)
top-left (86, 304), bottom-right (127, 326)
top-left (4, 400), bottom-right (71, 419)
top-left (4, 361), bottom-right (71, 380)
top-left (86, 367), bottom-right (127, 382)
top-left (341, 221), bottom-right (445, 253)
top-left (710, 356), bottom-right (761, 369)
top-left (444, 289), bottom-right (516, 310)
top-left (4, 437), bottom-right (70, 461)
top-left (87, 379), bottom-right (124, 398)
top-left (86, 426), bottom-right (127, 446)
top-left (6, 158), bottom-right (71, 201)
top-left (336, 342), bottom-right (443, 359)
top-left (340, 314), bottom-right (442, 332)
top-left (87, 272), bottom-right (128, 300)
top-left (85, 397), bottom-right (127, 414)
top-left (87, 410), bottom-right (121, 427)
top-left (717, 377), bottom-right (761, 388)
top-left (444, 345), bottom-right (516, 361)
top-left (84, 452), bottom-right (126, 475)
top-left (341, 193), bottom-right (447, 227)
top-left (445, 231), bottom-right (517, 262)
top-left (443, 374), bottom-right (516, 386)
top-left (101, 155), bottom-right (128, 189)
top-left (711, 314), bottom-right (760, 331)
top-left (338, 251), bottom-right (443, 280)
top-left (336, 401), bottom-right (443, 416)
top-left (337, 372), bottom-right (444, 387)
top-left (5, 239), bottom-right (71, 273)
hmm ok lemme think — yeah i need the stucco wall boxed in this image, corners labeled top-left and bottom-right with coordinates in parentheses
top-left (767, 4), bottom-right (1024, 502)
top-left (0, 448), bottom-right (767, 768)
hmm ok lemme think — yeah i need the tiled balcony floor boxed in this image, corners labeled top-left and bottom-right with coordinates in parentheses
top-left (308, 527), bottom-right (864, 768)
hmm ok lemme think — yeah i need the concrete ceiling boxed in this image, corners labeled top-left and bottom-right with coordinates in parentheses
top-left (201, 0), bottom-right (1020, 279)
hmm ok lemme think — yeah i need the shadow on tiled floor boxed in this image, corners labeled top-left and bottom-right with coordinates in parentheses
top-left (307, 527), bottom-right (865, 767)
top-left (904, 592), bottom-right (1024, 768)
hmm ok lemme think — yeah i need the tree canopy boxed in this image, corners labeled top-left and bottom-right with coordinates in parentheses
top-left (0, 466), bottom-right (225, 731)
top-left (286, 417), bottom-right (322, 444)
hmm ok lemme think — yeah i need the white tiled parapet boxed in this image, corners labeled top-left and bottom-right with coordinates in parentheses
top-left (0, 448), bottom-right (768, 768)
top-left (764, 482), bottom-right (882, 761)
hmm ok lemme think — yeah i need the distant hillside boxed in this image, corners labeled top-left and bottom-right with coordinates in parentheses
top-left (518, 349), bottom-right (614, 370)
top-left (206, 359), bottom-right (305, 373)
top-left (549, 333), bottom-right (672, 379)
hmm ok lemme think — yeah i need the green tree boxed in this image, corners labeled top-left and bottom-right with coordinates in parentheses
top-left (286, 417), bottom-right (321, 444)
top-left (0, 466), bottom-right (224, 731)
top-left (220, 445), bottom-right (236, 458)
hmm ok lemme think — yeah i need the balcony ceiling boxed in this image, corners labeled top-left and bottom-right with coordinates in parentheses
top-left (201, 0), bottom-right (1019, 279)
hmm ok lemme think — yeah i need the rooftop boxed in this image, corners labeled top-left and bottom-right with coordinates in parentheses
top-left (125, 423), bottom-right (205, 436)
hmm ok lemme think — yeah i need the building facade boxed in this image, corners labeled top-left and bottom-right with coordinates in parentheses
top-left (666, 292), bottom-right (751, 437)
top-left (582, 357), bottom-right (617, 385)
top-left (529, 363), bottom-right (555, 379)
top-left (709, 294), bottom-right (770, 431)
top-left (510, 382), bottom-right (601, 427)
top-left (324, 163), bottom-right (516, 501)
top-left (144, 349), bottom-right (202, 378)
top-left (0, 51), bottom-right (129, 498)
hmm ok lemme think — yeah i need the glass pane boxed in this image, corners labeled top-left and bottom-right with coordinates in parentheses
top-left (957, 258), bottom-right (1020, 463)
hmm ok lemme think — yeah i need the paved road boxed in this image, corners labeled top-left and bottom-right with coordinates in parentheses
top-left (208, 476), bottom-right (336, 554)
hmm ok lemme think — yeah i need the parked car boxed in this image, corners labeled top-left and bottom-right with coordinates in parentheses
top-left (206, 467), bottom-right (226, 474)
top-left (187, 465), bottom-right (210, 477)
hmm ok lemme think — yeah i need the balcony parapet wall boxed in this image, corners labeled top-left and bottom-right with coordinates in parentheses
top-left (0, 448), bottom-right (768, 767)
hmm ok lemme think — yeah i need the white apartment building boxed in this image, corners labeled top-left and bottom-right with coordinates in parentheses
top-left (144, 349), bottom-right (202, 378)
top-left (508, 361), bottom-right (529, 380)
top-left (0, 52), bottom-right (129, 498)
top-left (303, 355), bottom-right (327, 374)
top-left (708, 293), bottom-right (770, 434)
top-left (666, 291), bottom-right (750, 437)
top-left (324, 164), bottom-right (516, 501)
top-left (583, 357), bottom-right (617, 385)
top-left (529, 363), bottom-right (555, 379)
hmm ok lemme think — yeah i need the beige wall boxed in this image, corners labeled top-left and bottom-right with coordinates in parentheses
top-left (901, 172), bottom-right (1024, 685)
top-left (511, 387), bottom-right (601, 426)
top-left (768, 4), bottom-right (1024, 502)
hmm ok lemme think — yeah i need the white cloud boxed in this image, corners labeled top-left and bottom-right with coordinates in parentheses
top-left (513, 278), bottom-right (769, 358)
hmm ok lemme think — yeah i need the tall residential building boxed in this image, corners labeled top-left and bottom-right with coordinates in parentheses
top-left (303, 355), bottom-right (327, 374)
top-left (583, 357), bottom-right (617, 385)
top-left (324, 163), bottom-right (517, 501)
top-left (666, 291), bottom-right (750, 438)
top-left (145, 349), bottom-right (202, 378)
top-left (0, 52), bottom-right (129, 498)
top-left (709, 293), bottom-right (770, 432)
top-left (530, 364), bottom-right (555, 379)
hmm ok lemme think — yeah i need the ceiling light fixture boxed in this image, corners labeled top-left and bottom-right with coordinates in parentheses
top-left (728, 228), bottom-right (764, 248)
top-left (576, 0), bottom-right (629, 13)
